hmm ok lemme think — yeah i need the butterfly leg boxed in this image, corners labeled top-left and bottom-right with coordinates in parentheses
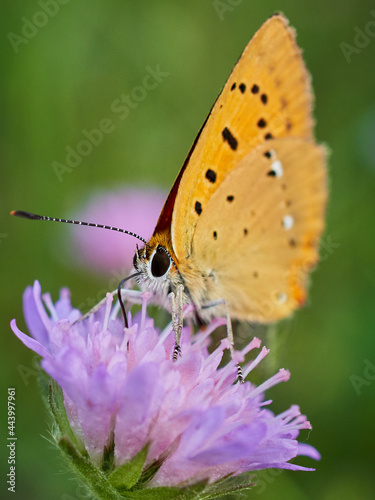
top-left (201, 299), bottom-right (244, 383)
top-left (170, 284), bottom-right (184, 361)
top-left (224, 303), bottom-right (244, 384)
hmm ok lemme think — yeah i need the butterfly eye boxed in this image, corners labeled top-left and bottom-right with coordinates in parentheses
top-left (151, 246), bottom-right (171, 278)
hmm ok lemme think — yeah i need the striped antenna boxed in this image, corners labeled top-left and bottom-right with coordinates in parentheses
top-left (10, 210), bottom-right (147, 244)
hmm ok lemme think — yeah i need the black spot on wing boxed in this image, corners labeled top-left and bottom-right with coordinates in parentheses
top-left (205, 169), bottom-right (217, 183)
top-left (251, 84), bottom-right (259, 94)
top-left (195, 201), bottom-right (202, 215)
top-left (239, 83), bottom-right (246, 93)
top-left (222, 127), bottom-right (238, 151)
top-left (257, 118), bottom-right (267, 128)
top-left (227, 195), bottom-right (234, 202)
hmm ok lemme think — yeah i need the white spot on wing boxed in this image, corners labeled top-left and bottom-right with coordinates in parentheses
top-left (282, 215), bottom-right (294, 230)
top-left (271, 160), bottom-right (283, 177)
top-left (277, 292), bottom-right (287, 303)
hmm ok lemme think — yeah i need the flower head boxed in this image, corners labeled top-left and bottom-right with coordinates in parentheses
top-left (11, 282), bottom-right (319, 497)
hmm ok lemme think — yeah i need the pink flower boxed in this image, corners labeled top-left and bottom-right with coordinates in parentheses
top-left (10, 282), bottom-right (320, 493)
top-left (68, 187), bottom-right (166, 274)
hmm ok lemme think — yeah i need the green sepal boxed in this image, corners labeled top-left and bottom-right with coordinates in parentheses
top-left (37, 366), bottom-right (87, 455)
top-left (36, 360), bottom-right (50, 406)
top-left (108, 445), bottom-right (149, 491)
top-left (58, 436), bottom-right (129, 500)
top-left (48, 377), bottom-right (87, 456)
top-left (122, 487), bottom-right (197, 499)
top-left (102, 428), bottom-right (116, 473)
top-left (137, 456), bottom-right (164, 485)
top-left (200, 476), bottom-right (255, 499)
top-left (122, 480), bottom-right (207, 500)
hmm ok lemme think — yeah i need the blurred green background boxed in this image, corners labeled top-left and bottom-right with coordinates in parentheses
top-left (1, 1), bottom-right (375, 499)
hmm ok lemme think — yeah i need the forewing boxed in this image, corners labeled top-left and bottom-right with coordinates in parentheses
top-left (170, 14), bottom-right (314, 261)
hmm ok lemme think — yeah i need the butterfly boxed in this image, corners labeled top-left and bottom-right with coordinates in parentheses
top-left (133, 14), bottom-right (327, 330)
top-left (12, 14), bottom-right (327, 370)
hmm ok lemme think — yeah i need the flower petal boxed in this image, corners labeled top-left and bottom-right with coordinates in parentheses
top-left (23, 282), bottom-right (50, 345)
top-left (115, 363), bottom-right (164, 463)
top-left (10, 319), bottom-right (50, 358)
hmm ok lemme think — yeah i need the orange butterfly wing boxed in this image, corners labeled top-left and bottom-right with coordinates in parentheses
top-left (164, 14), bottom-right (315, 261)
top-left (149, 14), bottom-right (327, 322)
